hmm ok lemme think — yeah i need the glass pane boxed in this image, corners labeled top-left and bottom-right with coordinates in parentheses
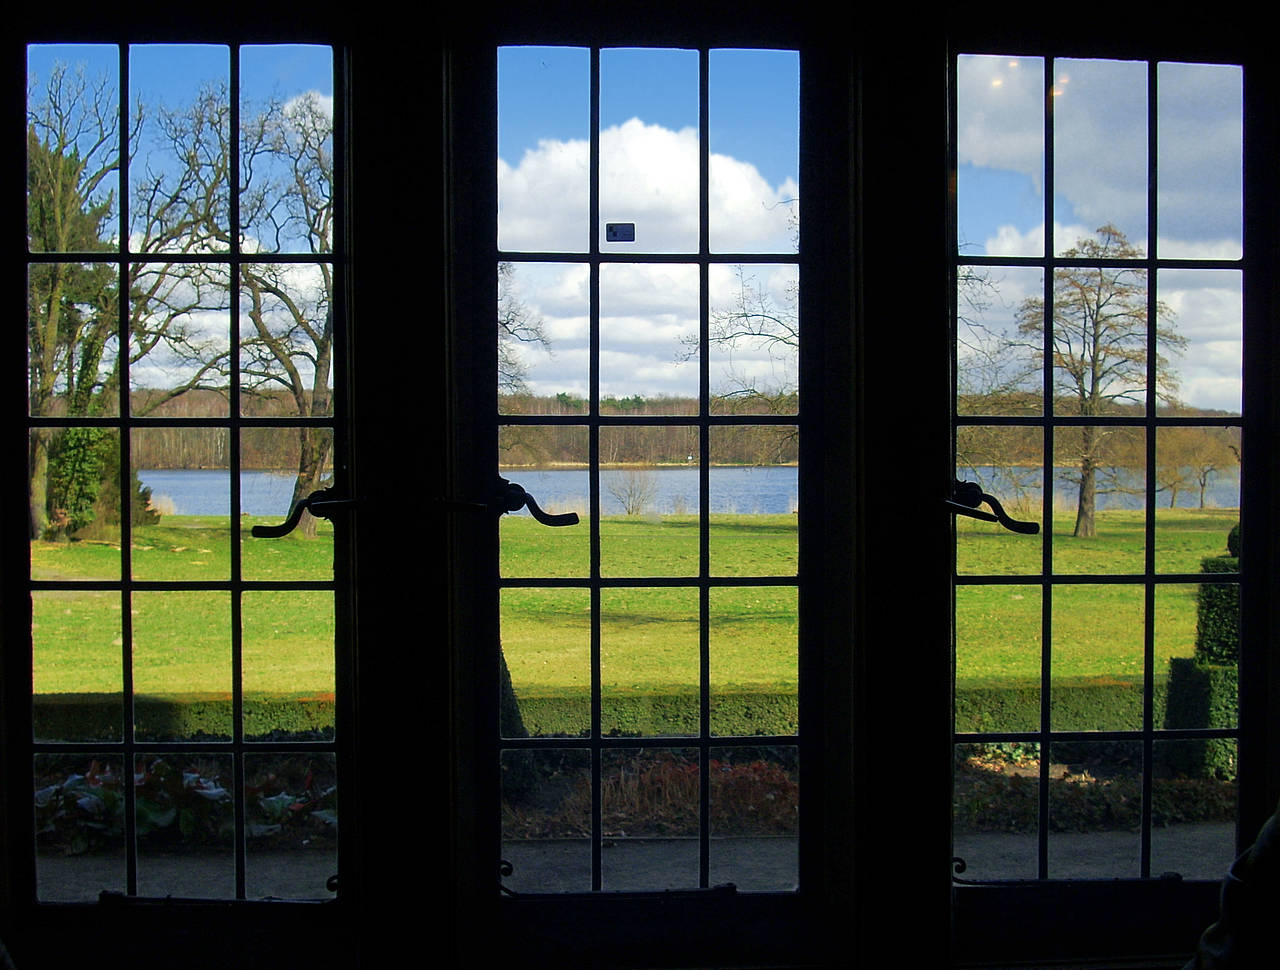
top-left (956, 265), bottom-right (1042, 415)
top-left (135, 753), bottom-right (234, 898)
top-left (242, 590), bottom-right (335, 740)
top-left (709, 587), bottom-right (797, 737)
top-left (28, 427), bottom-right (123, 555)
top-left (708, 426), bottom-right (797, 577)
top-left (130, 45), bottom-right (231, 251)
top-left (241, 427), bottom-right (334, 581)
top-left (27, 45), bottom-right (120, 253)
top-left (1157, 269), bottom-right (1242, 416)
top-left (498, 262), bottom-right (587, 411)
top-left (499, 426), bottom-right (589, 579)
top-left (132, 428), bottom-right (231, 581)
top-left (955, 55), bottom-right (1044, 257)
top-left (601, 588), bottom-right (699, 737)
top-left (1051, 585), bottom-right (1144, 732)
top-left (601, 748), bottom-right (699, 890)
top-left (33, 589), bottom-right (123, 742)
top-left (1158, 63), bottom-right (1242, 260)
top-left (1052, 59), bottom-right (1147, 255)
top-left (1155, 429), bottom-right (1240, 574)
top-left (498, 47), bottom-right (589, 253)
top-left (1052, 426), bottom-right (1145, 573)
top-left (35, 754), bottom-right (126, 900)
top-left (239, 45), bottom-right (334, 255)
top-left (709, 745), bottom-right (798, 890)
top-left (129, 262), bottom-right (231, 415)
top-left (709, 50), bottom-right (798, 255)
top-left (708, 264), bottom-right (798, 413)
top-left (28, 263), bottom-right (120, 417)
top-left (953, 742), bottom-right (1039, 880)
top-left (1047, 741), bottom-right (1141, 878)
top-left (600, 264), bottom-right (698, 411)
top-left (600, 49), bottom-right (699, 254)
top-left (501, 588), bottom-right (590, 739)
top-left (245, 752), bottom-right (337, 899)
top-left (501, 748), bottom-right (591, 893)
top-left (132, 591), bottom-right (232, 741)
top-left (956, 427), bottom-right (1043, 576)
top-left (955, 586), bottom-right (1041, 734)
top-left (1152, 740), bottom-right (1237, 880)
top-left (240, 263), bottom-right (333, 418)
top-left (600, 429), bottom-right (699, 579)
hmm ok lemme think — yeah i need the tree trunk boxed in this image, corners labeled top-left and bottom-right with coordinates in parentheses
top-left (29, 429), bottom-right (50, 540)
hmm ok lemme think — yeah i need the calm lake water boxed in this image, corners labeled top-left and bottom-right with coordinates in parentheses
top-left (138, 464), bottom-right (1240, 519)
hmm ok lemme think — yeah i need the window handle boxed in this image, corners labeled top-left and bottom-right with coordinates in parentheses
top-left (251, 487), bottom-right (357, 538)
top-left (947, 479), bottom-right (1039, 535)
top-left (494, 477), bottom-right (579, 527)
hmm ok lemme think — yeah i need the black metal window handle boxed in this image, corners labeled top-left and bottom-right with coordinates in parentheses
top-left (494, 477), bottom-right (579, 526)
top-left (251, 487), bottom-right (358, 538)
top-left (947, 479), bottom-right (1039, 535)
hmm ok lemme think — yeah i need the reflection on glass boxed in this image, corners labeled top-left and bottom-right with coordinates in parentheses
top-left (956, 426), bottom-right (1042, 576)
top-left (600, 428), bottom-right (699, 579)
top-left (600, 264), bottom-right (698, 412)
top-left (1051, 585), bottom-right (1144, 732)
top-left (955, 55), bottom-right (1044, 257)
top-left (240, 263), bottom-right (333, 418)
top-left (708, 264), bottom-right (798, 413)
top-left (709, 745), bottom-right (798, 891)
top-left (132, 591), bottom-right (231, 741)
top-left (240, 427), bottom-right (334, 581)
top-left (498, 47), bottom-right (589, 253)
top-left (129, 262), bottom-right (231, 416)
top-left (130, 45), bottom-right (231, 249)
top-left (240, 45), bottom-right (334, 255)
top-left (35, 754), bottom-right (126, 901)
top-left (1158, 62), bottom-right (1243, 260)
top-left (709, 426), bottom-right (797, 577)
top-left (600, 49), bottom-right (699, 254)
top-left (135, 753), bottom-right (234, 898)
top-left (242, 591), bottom-right (335, 740)
top-left (501, 588), bottom-right (590, 739)
top-left (501, 748), bottom-right (591, 893)
top-left (956, 266), bottom-right (1042, 416)
top-left (498, 262), bottom-right (588, 413)
top-left (245, 752), bottom-right (337, 899)
top-left (709, 50), bottom-right (798, 255)
top-left (710, 587), bottom-right (797, 737)
top-left (1052, 426), bottom-right (1145, 574)
top-left (33, 590), bottom-right (123, 742)
top-left (1048, 741), bottom-right (1141, 878)
top-left (1152, 740), bottom-right (1237, 880)
top-left (27, 45), bottom-right (120, 253)
top-left (952, 742), bottom-right (1039, 880)
top-left (601, 748), bottom-right (699, 890)
top-left (131, 428), bottom-right (231, 581)
top-left (1156, 269), bottom-right (1242, 417)
top-left (602, 588), bottom-right (699, 737)
top-left (29, 264), bottom-right (120, 417)
top-left (955, 586), bottom-right (1041, 734)
top-left (500, 426), bottom-right (589, 579)
top-left (1053, 59), bottom-right (1147, 254)
top-left (28, 427), bottom-right (123, 562)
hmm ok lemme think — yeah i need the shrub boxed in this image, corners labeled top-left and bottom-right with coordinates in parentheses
top-left (1196, 556), bottom-right (1239, 665)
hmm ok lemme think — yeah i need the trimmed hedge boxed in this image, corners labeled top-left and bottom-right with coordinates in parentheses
top-left (1196, 555), bottom-right (1240, 665)
top-left (508, 688), bottom-right (798, 738)
top-left (33, 692), bottom-right (336, 742)
top-left (955, 677), bottom-right (1168, 735)
top-left (1163, 658), bottom-right (1238, 779)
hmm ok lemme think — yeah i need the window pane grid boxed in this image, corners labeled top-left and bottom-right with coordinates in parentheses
top-left (953, 53), bottom-right (1241, 882)
top-left (26, 42), bottom-right (341, 901)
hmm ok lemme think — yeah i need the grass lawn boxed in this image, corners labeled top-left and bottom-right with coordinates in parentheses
top-left (29, 508), bottom-right (1236, 698)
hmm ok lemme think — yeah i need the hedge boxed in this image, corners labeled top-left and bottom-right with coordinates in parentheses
top-left (33, 692), bottom-right (336, 743)
top-left (1163, 658), bottom-right (1238, 779)
top-left (1196, 555), bottom-right (1240, 665)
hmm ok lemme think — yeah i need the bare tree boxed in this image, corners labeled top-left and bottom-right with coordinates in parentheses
top-left (498, 261), bottom-right (549, 394)
top-left (605, 468), bottom-right (658, 515)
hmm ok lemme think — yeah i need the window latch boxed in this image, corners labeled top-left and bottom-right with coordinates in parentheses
top-left (493, 477), bottom-right (579, 527)
top-left (251, 487), bottom-right (357, 538)
top-left (947, 479), bottom-right (1039, 535)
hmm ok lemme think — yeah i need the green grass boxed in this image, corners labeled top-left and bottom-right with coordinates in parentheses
top-left (29, 508), bottom-right (1236, 697)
